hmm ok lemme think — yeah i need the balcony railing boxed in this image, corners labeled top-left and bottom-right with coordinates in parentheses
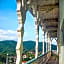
top-left (25, 52), bottom-right (51, 64)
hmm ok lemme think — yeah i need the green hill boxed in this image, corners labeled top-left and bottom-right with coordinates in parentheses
top-left (0, 40), bottom-right (16, 55)
top-left (0, 40), bottom-right (57, 55)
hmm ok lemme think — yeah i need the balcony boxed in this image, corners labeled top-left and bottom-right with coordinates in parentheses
top-left (25, 51), bottom-right (58, 64)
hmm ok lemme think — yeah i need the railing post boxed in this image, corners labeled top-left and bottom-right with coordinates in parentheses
top-left (6, 53), bottom-right (8, 64)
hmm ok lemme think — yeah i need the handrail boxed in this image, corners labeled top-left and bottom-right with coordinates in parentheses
top-left (25, 52), bottom-right (49, 64)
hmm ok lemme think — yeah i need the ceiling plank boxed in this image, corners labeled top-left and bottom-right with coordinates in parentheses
top-left (37, 3), bottom-right (59, 11)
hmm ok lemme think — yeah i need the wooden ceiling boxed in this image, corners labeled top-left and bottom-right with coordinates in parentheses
top-left (31, 0), bottom-right (59, 37)
top-left (38, 0), bottom-right (59, 37)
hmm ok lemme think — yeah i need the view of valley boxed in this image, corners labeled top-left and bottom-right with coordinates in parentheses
top-left (1, 0), bottom-right (63, 64)
top-left (0, 40), bottom-right (57, 63)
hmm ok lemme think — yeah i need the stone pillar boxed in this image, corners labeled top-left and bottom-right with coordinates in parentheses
top-left (16, 0), bottom-right (26, 64)
top-left (48, 34), bottom-right (51, 52)
top-left (46, 32), bottom-right (48, 53)
top-left (47, 32), bottom-right (49, 52)
top-left (16, 21), bottom-right (24, 64)
top-left (35, 17), bottom-right (39, 58)
top-left (48, 37), bottom-right (52, 57)
top-left (59, 0), bottom-right (64, 64)
top-left (48, 33), bottom-right (50, 52)
top-left (57, 43), bottom-right (59, 55)
top-left (42, 28), bottom-right (45, 55)
top-left (55, 38), bottom-right (59, 55)
top-left (57, 44), bottom-right (58, 54)
top-left (50, 38), bottom-right (52, 52)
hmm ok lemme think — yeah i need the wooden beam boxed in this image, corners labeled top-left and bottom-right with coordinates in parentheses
top-left (37, 3), bottom-right (59, 11)
top-left (41, 18), bottom-right (58, 27)
top-left (48, 30), bottom-right (57, 33)
top-left (37, 0), bottom-right (59, 6)
top-left (45, 23), bottom-right (58, 27)
top-left (44, 18), bottom-right (58, 21)
top-left (49, 32), bottom-right (57, 37)
top-left (43, 18), bottom-right (58, 26)
top-left (51, 36), bottom-right (57, 38)
top-left (48, 28), bottom-right (57, 30)
top-left (43, 21), bottom-right (58, 25)
top-left (46, 25), bottom-right (58, 28)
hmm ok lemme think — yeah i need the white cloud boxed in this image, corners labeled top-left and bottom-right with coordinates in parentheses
top-left (8, 30), bottom-right (17, 34)
top-left (0, 29), bottom-right (17, 41)
top-left (0, 29), bottom-right (32, 41)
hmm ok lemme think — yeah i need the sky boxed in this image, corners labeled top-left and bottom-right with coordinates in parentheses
top-left (0, 0), bottom-right (57, 45)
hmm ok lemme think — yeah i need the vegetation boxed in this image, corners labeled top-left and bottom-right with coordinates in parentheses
top-left (0, 54), bottom-right (6, 63)
top-left (0, 40), bottom-right (57, 63)
top-left (0, 40), bottom-right (16, 55)
top-left (0, 40), bottom-right (57, 55)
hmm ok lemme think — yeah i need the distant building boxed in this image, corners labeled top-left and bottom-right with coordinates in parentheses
top-left (22, 61), bottom-right (27, 64)
top-left (22, 54), bottom-right (27, 59)
top-left (29, 51), bottom-right (35, 55)
top-left (14, 56), bottom-right (17, 63)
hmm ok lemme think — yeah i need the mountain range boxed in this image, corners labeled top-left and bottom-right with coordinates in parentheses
top-left (0, 40), bottom-right (57, 55)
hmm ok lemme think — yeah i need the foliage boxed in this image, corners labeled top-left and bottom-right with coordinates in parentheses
top-left (0, 54), bottom-right (6, 63)
top-left (27, 53), bottom-right (35, 59)
top-left (0, 40), bottom-right (57, 56)
top-left (0, 40), bottom-right (57, 62)
top-left (0, 40), bottom-right (16, 55)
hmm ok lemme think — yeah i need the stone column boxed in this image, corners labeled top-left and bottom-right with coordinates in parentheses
top-left (35, 17), bottom-right (39, 58)
top-left (46, 32), bottom-right (48, 53)
top-left (55, 38), bottom-right (58, 54)
top-left (48, 33), bottom-right (50, 52)
top-left (48, 34), bottom-right (51, 52)
top-left (48, 37), bottom-right (52, 57)
top-left (57, 44), bottom-right (58, 54)
top-left (16, 0), bottom-right (26, 64)
top-left (47, 32), bottom-right (49, 52)
top-left (59, 30), bottom-right (64, 64)
top-left (42, 28), bottom-right (45, 55)
top-left (50, 38), bottom-right (52, 52)
top-left (59, 0), bottom-right (64, 64)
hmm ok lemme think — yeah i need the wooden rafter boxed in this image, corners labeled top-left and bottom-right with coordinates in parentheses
top-left (37, 3), bottom-right (58, 11)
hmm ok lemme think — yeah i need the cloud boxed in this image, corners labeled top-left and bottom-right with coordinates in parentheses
top-left (0, 29), bottom-right (32, 41)
top-left (0, 29), bottom-right (17, 41)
